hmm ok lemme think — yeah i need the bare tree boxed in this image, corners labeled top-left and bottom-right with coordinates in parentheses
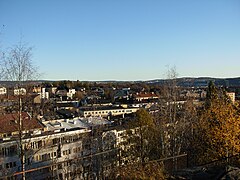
top-left (158, 66), bottom-right (199, 169)
top-left (156, 66), bottom-right (186, 169)
top-left (0, 42), bottom-right (39, 180)
top-left (0, 43), bottom-right (38, 82)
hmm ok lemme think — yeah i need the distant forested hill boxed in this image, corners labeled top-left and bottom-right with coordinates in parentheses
top-left (147, 77), bottom-right (240, 87)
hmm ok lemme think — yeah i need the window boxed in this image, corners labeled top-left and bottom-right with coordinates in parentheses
top-left (38, 140), bottom-right (42, 148)
top-left (6, 163), bottom-right (9, 168)
top-left (31, 142), bottom-right (35, 149)
top-left (9, 145), bottom-right (17, 156)
top-left (41, 154), bottom-right (49, 161)
top-left (63, 149), bottom-right (71, 156)
top-left (35, 155), bottom-right (39, 161)
top-left (53, 138), bottom-right (59, 144)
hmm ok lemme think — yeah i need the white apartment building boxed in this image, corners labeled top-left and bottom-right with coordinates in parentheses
top-left (0, 128), bottom-right (91, 179)
top-left (0, 115), bottom-right (114, 179)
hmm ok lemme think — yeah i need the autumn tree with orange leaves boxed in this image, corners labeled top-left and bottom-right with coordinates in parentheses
top-left (195, 81), bottom-right (240, 164)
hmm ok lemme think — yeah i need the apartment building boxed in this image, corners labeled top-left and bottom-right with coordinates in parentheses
top-left (80, 106), bottom-right (139, 118)
top-left (0, 114), bottom-right (122, 179)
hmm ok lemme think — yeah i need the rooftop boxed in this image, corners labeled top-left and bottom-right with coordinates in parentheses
top-left (0, 112), bottom-right (44, 134)
top-left (42, 117), bottom-right (111, 132)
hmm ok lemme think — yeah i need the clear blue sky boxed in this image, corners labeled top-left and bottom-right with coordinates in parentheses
top-left (1, 0), bottom-right (240, 81)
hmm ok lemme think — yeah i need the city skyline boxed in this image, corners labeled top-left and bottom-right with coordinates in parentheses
top-left (1, 0), bottom-right (240, 81)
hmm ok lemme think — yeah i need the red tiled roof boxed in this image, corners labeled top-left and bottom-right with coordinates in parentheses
top-left (0, 112), bottom-right (44, 134)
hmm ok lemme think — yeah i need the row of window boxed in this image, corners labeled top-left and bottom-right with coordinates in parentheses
top-left (73, 147), bottom-right (82, 154)
top-left (0, 134), bottom-right (83, 157)
top-left (63, 146), bottom-right (83, 156)
top-left (0, 161), bottom-right (17, 170)
top-left (0, 145), bottom-right (17, 157)
top-left (29, 140), bottom-right (43, 149)
top-left (34, 152), bottom-right (57, 162)
top-left (52, 135), bottom-right (82, 145)
top-left (63, 149), bottom-right (71, 156)
top-left (84, 109), bottom-right (133, 115)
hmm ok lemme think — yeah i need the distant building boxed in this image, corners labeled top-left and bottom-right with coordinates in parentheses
top-left (47, 87), bottom-right (58, 94)
top-left (80, 106), bottom-right (139, 118)
top-left (134, 92), bottom-right (158, 102)
top-left (200, 90), bottom-right (207, 99)
top-left (67, 89), bottom-right (76, 99)
top-left (40, 88), bottom-right (49, 99)
top-left (32, 86), bottom-right (42, 93)
top-left (226, 92), bottom-right (235, 104)
top-left (14, 88), bottom-right (27, 96)
top-left (56, 89), bottom-right (68, 97)
top-left (114, 89), bottom-right (131, 101)
top-left (0, 87), bottom-right (7, 95)
top-left (32, 88), bottom-right (49, 104)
